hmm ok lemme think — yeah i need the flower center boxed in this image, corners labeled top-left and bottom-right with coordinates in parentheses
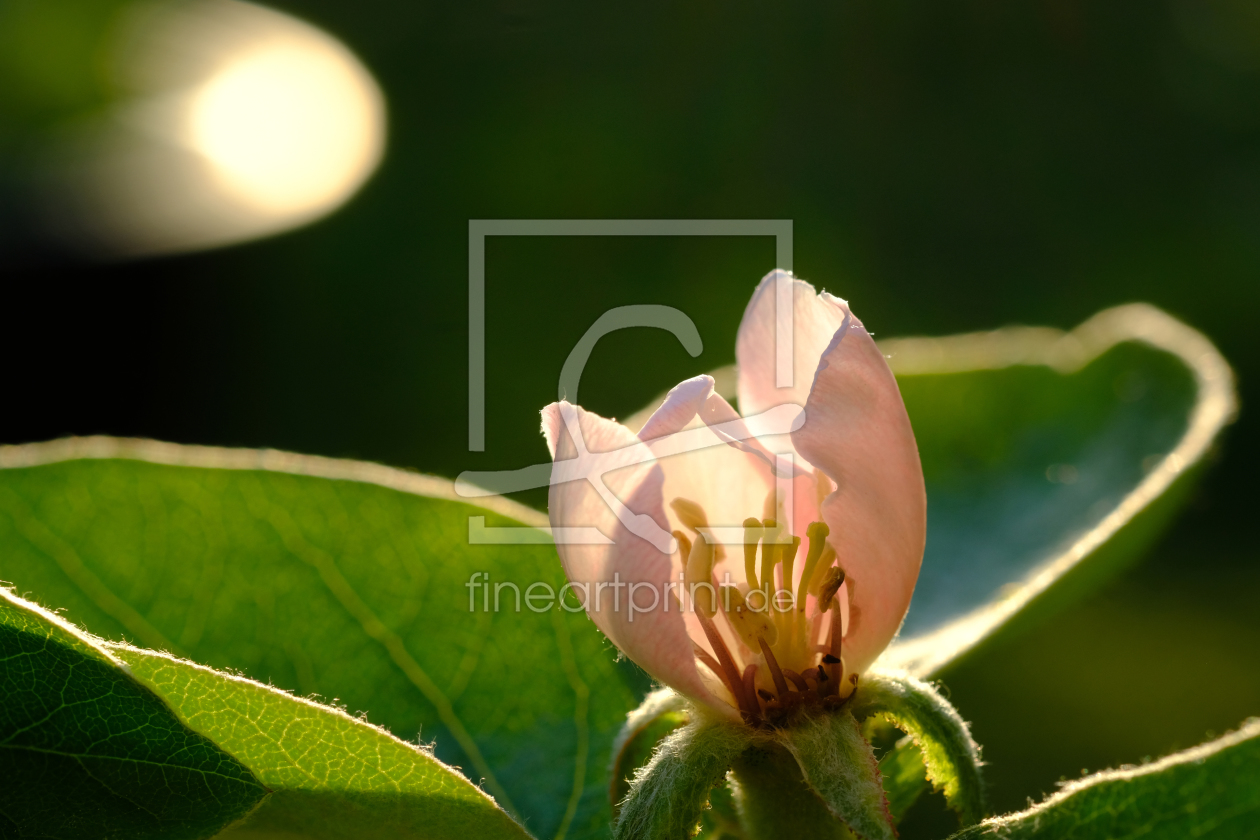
top-left (671, 497), bottom-right (857, 727)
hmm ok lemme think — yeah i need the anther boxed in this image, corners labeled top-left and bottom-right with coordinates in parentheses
top-left (720, 585), bottom-right (777, 649)
top-left (822, 653), bottom-right (841, 665)
top-left (808, 544), bottom-right (836, 597)
top-left (757, 688), bottom-right (775, 702)
top-left (818, 566), bottom-right (847, 611)
top-left (670, 497), bottom-right (709, 532)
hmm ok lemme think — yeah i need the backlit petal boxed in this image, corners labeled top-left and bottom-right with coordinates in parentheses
top-left (737, 270), bottom-right (851, 421)
top-left (543, 401), bottom-right (736, 715)
top-left (789, 303), bottom-right (926, 675)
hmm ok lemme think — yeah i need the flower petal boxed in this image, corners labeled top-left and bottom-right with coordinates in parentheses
top-left (637, 375), bottom-right (820, 591)
top-left (639, 383), bottom-right (775, 572)
top-left (789, 303), bottom-right (926, 675)
top-left (543, 401), bottom-right (737, 715)
top-left (637, 375), bottom-right (717, 442)
top-left (737, 270), bottom-right (851, 421)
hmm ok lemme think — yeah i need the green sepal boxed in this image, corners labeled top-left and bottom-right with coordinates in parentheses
top-left (610, 688), bottom-right (691, 818)
top-left (948, 719), bottom-right (1260, 839)
top-left (613, 708), bottom-right (753, 840)
top-left (852, 671), bottom-right (985, 826)
top-left (776, 709), bottom-right (895, 840)
top-left (728, 740), bottom-right (854, 840)
top-left (700, 777), bottom-right (745, 840)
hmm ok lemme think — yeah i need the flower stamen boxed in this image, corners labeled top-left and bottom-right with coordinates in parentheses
top-left (721, 585), bottom-right (777, 649)
top-left (742, 518), bottom-right (762, 596)
top-left (759, 518), bottom-right (782, 592)
top-left (782, 668), bottom-right (810, 693)
top-left (684, 532), bottom-right (717, 618)
top-left (696, 607), bottom-right (753, 716)
top-left (742, 663), bottom-right (759, 715)
top-left (796, 522), bottom-right (830, 610)
top-left (759, 637), bottom-right (791, 699)
top-left (669, 498), bottom-right (857, 725)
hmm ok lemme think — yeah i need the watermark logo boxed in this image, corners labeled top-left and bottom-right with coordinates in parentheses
top-left (457, 219), bottom-right (796, 549)
top-left (465, 570), bottom-right (799, 618)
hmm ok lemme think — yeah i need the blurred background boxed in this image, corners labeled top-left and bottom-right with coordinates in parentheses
top-left (2, 1), bottom-right (1257, 835)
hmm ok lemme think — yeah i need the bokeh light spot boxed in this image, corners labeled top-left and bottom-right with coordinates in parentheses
top-left (43, 0), bottom-right (386, 256)
top-left (187, 39), bottom-right (382, 216)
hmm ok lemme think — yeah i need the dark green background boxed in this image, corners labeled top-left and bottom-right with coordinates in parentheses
top-left (2, 1), bottom-right (1257, 835)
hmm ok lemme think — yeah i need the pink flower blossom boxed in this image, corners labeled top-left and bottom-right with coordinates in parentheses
top-left (541, 271), bottom-right (926, 723)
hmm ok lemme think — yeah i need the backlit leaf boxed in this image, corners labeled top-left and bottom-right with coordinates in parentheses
top-left (0, 588), bottom-right (265, 840)
top-left (0, 441), bottom-right (648, 839)
top-left (111, 643), bottom-right (531, 840)
top-left (949, 719), bottom-right (1260, 840)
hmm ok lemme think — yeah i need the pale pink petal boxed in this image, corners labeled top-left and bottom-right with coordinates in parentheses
top-left (636, 378), bottom-right (819, 590)
top-left (637, 375), bottom-right (716, 442)
top-left (734, 271), bottom-right (848, 545)
top-left (544, 401), bottom-right (736, 715)
top-left (541, 403), bottom-right (564, 458)
top-left (789, 303), bottom-right (926, 676)
top-left (737, 270), bottom-right (851, 421)
top-left (642, 396), bottom-right (773, 577)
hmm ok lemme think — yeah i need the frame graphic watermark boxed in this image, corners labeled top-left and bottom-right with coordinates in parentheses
top-left (459, 219), bottom-right (797, 546)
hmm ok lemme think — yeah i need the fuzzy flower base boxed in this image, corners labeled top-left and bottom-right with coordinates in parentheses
top-left (611, 671), bottom-right (984, 840)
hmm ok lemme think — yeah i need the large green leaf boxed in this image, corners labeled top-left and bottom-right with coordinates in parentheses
top-left (0, 587), bottom-right (265, 840)
top-left (627, 304), bottom-right (1236, 677)
top-left (881, 304), bottom-right (1235, 675)
top-left (0, 440), bottom-right (648, 840)
top-left (949, 718), bottom-right (1260, 839)
top-left (110, 644), bottom-right (530, 840)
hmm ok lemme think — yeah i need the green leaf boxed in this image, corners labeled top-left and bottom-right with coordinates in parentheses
top-left (110, 643), bottom-right (531, 840)
top-left (883, 305), bottom-right (1236, 675)
top-left (949, 718), bottom-right (1260, 839)
top-left (777, 710), bottom-right (895, 840)
top-left (0, 441), bottom-right (648, 840)
top-left (630, 305), bottom-right (1237, 677)
top-left (613, 711), bottom-right (752, 840)
top-left (851, 672), bottom-right (985, 826)
top-left (0, 587), bottom-right (266, 840)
